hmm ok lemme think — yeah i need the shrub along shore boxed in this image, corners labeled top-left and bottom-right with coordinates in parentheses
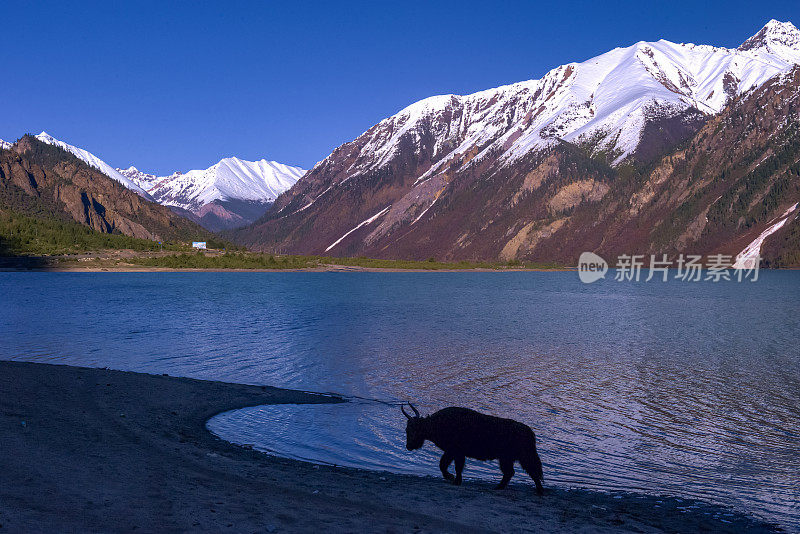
top-left (0, 206), bottom-right (565, 270)
top-left (122, 252), bottom-right (564, 271)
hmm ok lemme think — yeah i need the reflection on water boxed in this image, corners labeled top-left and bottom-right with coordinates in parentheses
top-left (1, 272), bottom-right (799, 529)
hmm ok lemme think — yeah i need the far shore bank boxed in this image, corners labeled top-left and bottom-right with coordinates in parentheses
top-left (0, 248), bottom-right (568, 272)
top-left (0, 360), bottom-right (781, 533)
top-left (0, 255), bottom-right (572, 273)
top-left (3, 265), bottom-right (573, 273)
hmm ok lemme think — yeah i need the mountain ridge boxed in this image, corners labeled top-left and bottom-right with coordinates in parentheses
top-left (295, 18), bottom-right (800, 186)
top-left (118, 157), bottom-right (304, 210)
top-left (25, 131), bottom-right (303, 231)
top-left (0, 135), bottom-right (215, 243)
top-left (231, 20), bottom-right (800, 266)
top-left (34, 132), bottom-right (152, 198)
top-left (117, 157), bottom-right (304, 230)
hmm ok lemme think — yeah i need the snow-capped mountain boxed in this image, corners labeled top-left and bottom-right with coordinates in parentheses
top-left (34, 132), bottom-right (152, 198)
top-left (20, 131), bottom-right (303, 231)
top-left (236, 20), bottom-right (800, 263)
top-left (310, 19), bottom-right (800, 183)
top-left (740, 18), bottom-right (800, 62)
top-left (117, 158), bottom-right (304, 230)
top-left (2, 134), bottom-right (211, 242)
top-left (120, 157), bottom-right (304, 212)
top-left (0, 139), bottom-right (11, 150)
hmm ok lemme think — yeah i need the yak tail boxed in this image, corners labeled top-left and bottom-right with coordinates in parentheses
top-left (520, 447), bottom-right (544, 481)
top-left (532, 451), bottom-right (544, 481)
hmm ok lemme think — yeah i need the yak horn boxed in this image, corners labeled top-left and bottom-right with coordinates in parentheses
top-left (401, 403), bottom-right (420, 419)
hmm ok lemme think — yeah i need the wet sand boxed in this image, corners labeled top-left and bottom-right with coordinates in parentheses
top-left (0, 361), bottom-right (780, 533)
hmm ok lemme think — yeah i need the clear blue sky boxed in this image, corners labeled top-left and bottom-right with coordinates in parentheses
top-left (2, 0), bottom-right (799, 174)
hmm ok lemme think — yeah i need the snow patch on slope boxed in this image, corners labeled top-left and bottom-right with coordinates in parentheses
top-left (0, 139), bottom-right (11, 150)
top-left (733, 203), bottom-right (798, 269)
top-left (325, 206), bottom-right (390, 252)
top-left (34, 132), bottom-right (152, 198)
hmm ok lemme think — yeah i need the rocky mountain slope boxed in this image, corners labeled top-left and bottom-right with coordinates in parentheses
top-left (31, 132), bottom-right (302, 231)
top-left (118, 158), bottom-right (304, 231)
top-left (34, 132), bottom-right (152, 198)
top-left (233, 20), bottom-right (800, 266)
top-left (0, 136), bottom-right (213, 243)
top-left (504, 65), bottom-right (800, 267)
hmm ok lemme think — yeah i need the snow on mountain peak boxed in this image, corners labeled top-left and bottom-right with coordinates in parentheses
top-left (740, 20), bottom-right (800, 61)
top-left (117, 166), bottom-right (158, 190)
top-left (759, 19), bottom-right (799, 42)
top-left (34, 132), bottom-right (152, 198)
top-left (326, 20), bottom-right (800, 184)
top-left (122, 156), bottom-right (306, 212)
top-left (27, 132), bottom-right (303, 215)
top-left (0, 138), bottom-right (11, 150)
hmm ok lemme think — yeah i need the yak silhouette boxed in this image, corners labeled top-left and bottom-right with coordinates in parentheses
top-left (402, 404), bottom-right (544, 494)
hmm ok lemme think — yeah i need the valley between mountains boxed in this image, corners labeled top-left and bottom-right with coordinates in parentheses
top-left (3, 20), bottom-right (800, 266)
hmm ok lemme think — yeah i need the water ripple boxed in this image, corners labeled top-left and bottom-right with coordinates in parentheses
top-left (2, 271), bottom-right (799, 530)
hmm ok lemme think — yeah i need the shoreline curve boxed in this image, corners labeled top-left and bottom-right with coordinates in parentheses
top-left (0, 360), bottom-right (783, 533)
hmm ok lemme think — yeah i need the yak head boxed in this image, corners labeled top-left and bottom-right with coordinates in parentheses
top-left (402, 403), bottom-right (425, 450)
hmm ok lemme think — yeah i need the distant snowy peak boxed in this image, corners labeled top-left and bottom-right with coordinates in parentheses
top-left (31, 133), bottom-right (303, 213)
top-left (26, 132), bottom-right (302, 230)
top-left (209, 157), bottom-right (305, 205)
top-left (34, 132), bottom-right (152, 198)
top-left (0, 139), bottom-right (11, 150)
top-left (119, 156), bottom-right (305, 212)
top-left (117, 166), bottom-right (158, 189)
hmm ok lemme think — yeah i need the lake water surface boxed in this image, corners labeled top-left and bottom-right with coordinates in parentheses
top-left (1, 272), bottom-right (798, 529)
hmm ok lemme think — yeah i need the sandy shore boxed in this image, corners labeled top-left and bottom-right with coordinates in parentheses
top-left (0, 361), bottom-right (780, 533)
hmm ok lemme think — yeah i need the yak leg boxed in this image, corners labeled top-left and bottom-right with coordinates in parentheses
top-left (495, 458), bottom-right (515, 489)
top-left (439, 452), bottom-right (455, 482)
top-left (453, 455), bottom-right (465, 486)
top-left (533, 476), bottom-right (544, 495)
top-left (520, 454), bottom-right (544, 495)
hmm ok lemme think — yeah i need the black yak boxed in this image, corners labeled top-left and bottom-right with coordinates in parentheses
top-left (402, 404), bottom-right (544, 494)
